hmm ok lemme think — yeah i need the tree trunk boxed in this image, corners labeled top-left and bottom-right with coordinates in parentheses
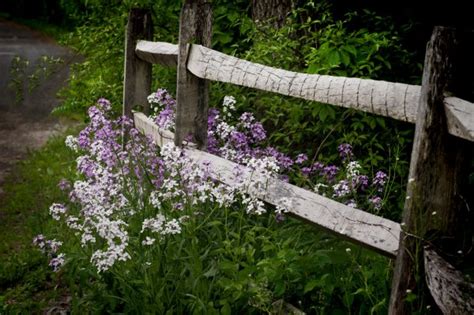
top-left (252, 0), bottom-right (292, 28)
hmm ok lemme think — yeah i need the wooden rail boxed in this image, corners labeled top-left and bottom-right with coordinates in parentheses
top-left (136, 40), bottom-right (474, 142)
top-left (134, 112), bottom-right (401, 257)
top-left (124, 3), bottom-right (474, 313)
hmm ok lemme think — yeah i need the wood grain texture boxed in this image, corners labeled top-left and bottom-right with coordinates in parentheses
top-left (175, 0), bottom-right (211, 149)
top-left (187, 44), bottom-right (419, 122)
top-left (424, 246), bottom-right (474, 315)
top-left (134, 112), bottom-right (401, 257)
top-left (123, 9), bottom-right (153, 117)
top-left (389, 27), bottom-right (473, 314)
top-left (136, 41), bottom-right (474, 143)
top-left (136, 40), bottom-right (178, 66)
top-left (444, 96), bottom-right (474, 142)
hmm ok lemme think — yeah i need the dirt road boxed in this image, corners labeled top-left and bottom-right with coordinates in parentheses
top-left (0, 19), bottom-right (78, 193)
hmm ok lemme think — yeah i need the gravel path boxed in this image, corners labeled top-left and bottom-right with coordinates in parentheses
top-left (0, 19), bottom-right (79, 194)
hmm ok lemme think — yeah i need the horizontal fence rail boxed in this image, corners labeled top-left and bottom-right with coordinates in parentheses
top-left (134, 112), bottom-right (401, 257)
top-left (136, 40), bottom-right (474, 142)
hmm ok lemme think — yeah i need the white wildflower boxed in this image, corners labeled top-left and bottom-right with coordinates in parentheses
top-left (314, 183), bottom-right (328, 195)
top-left (142, 236), bottom-right (155, 246)
top-left (275, 197), bottom-right (293, 214)
top-left (65, 135), bottom-right (78, 152)
top-left (49, 203), bottom-right (67, 220)
top-left (346, 161), bottom-right (361, 178)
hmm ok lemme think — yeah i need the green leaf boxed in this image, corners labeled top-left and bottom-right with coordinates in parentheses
top-left (274, 282), bottom-right (286, 296)
top-left (327, 50), bottom-right (341, 66)
top-left (220, 301), bottom-right (231, 315)
top-left (303, 279), bottom-right (319, 293)
top-left (343, 45), bottom-right (358, 56)
top-left (339, 51), bottom-right (351, 66)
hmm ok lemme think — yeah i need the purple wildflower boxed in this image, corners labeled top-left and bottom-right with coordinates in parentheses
top-left (239, 112), bottom-right (255, 125)
top-left (275, 212), bottom-right (286, 223)
top-left (312, 162), bottom-right (324, 173)
top-left (249, 122), bottom-right (266, 142)
top-left (97, 98), bottom-right (111, 111)
top-left (370, 196), bottom-right (383, 211)
top-left (333, 180), bottom-right (350, 197)
top-left (279, 174), bottom-right (290, 182)
top-left (338, 143), bottom-right (353, 161)
top-left (301, 167), bottom-right (312, 176)
top-left (155, 108), bottom-right (175, 130)
top-left (264, 147), bottom-right (294, 169)
top-left (49, 254), bottom-right (65, 272)
top-left (207, 108), bottom-right (220, 129)
top-left (207, 135), bottom-right (220, 155)
top-left (322, 165), bottom-right (339, 181)
top-left (77, 128), bottom-right (91, 149)
top-left (77, 156), bottom-right (96, 178)
top-left (373, 171), bottom-right (388, 191)
top-left (33, 234), bottom-right (46, 248)
top-left (58, 179), bottom-right (71, 191)
top-left (353, 175), bottom-right (369, 191)
top-left (230, 131), bottom-right (248, 149)
top-left (295, 153), bottom-right (308, 164)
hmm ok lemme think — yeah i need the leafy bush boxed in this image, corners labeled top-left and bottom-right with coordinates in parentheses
top-left (207, 2), bottom-right (420, 220)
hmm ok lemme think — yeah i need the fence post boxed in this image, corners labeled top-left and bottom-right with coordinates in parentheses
top-left (123, 8), bottom-right (153, 118)
top-left (389, 27), bottom-right (473, 314)
top-left (175, 0), bottom-right (212, 149)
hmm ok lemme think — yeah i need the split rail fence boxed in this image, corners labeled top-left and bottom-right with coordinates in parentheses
top-left (122, 3), bottom-right (474, 314)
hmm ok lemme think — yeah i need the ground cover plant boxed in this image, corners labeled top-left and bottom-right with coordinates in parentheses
top-left (0, 134), bottom-right (78, 313)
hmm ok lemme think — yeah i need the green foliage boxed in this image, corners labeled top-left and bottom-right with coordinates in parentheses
top-left (0, 132), bottom-right (79, 313)
top-left (48, 189), bottom-right (392, 314)
top-left (208, 1), bottom-right (420, 221)
top-left (8, 55), bottom-right (29, 104)
top-left (8, 55), bottom-right (64, 105)
top-left (52, 0), bottom-right (182, 117)
top-left (28, 55), bottom-right (64, 92)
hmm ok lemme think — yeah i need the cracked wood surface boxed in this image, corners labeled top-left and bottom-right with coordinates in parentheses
top-left (136, 41), bottom-right (474, 143)
top-left (134, 112), bottom-right (401, 257)
top-left (136, 41), bottom-right (178, 67)
top-left (424, 246), bottom-right (474, 314)
top-left (123, 9), bottom-right (153, 117)
top-left (187, 44), bottom-right (419, 122)
top-left (444, 96), bottom-right (474, 142)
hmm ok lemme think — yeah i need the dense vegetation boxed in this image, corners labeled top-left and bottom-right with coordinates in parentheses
top-left (0, 0), bottom-right (434, 313)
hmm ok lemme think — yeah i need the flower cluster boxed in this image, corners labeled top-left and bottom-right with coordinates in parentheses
top-left (299, 145), bottom-right (387, 211)
top-left (52, 97), bottom-right (260, 273)
top-left (47, 90), bottom-right (391, 274)
top-left (33, 234), bottom-right (65, 272)
top-left (148, 88), bottom-right (176, 131)
top-left (148, 89), bottom-right (389, 213)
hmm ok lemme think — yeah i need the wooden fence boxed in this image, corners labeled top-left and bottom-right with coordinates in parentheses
top-left (123, 3), bottom-right (474, 314)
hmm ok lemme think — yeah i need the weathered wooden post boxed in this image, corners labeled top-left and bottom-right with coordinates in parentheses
top-left (123, 8), bottom-right (153, 118)
top-left (175, 0), bottom-right (212, 149)
top-left (389, 27), bottom-right (473, 314)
